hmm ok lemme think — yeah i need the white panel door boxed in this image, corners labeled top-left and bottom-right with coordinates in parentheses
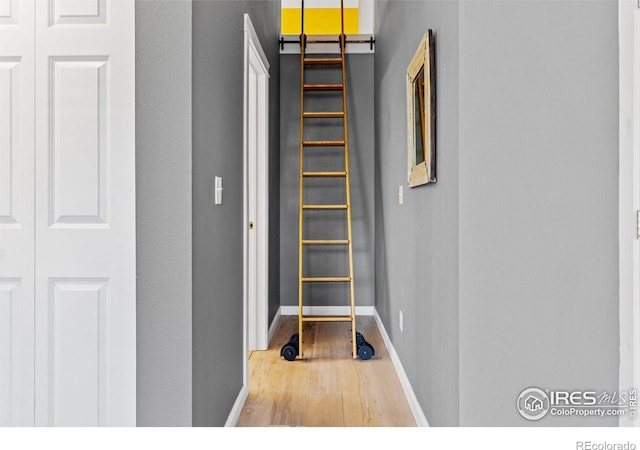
top-left (244, 14), bottom-right (269, 360)
top-left (0, 0), bottom-right (35, 426)
top-left (34, 0), bottom-right (135, 426)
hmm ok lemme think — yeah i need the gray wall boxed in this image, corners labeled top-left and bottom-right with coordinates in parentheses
top-left (136, 0), bottom-right (193, 426)
top-left (374, 0), bottom-right (460, 427)
top-left (280, 54), bottom-right (375, 309)
top-left (458, 0), bottom-right (619, 426)
top-left (192, 0), bottom-right (280, 427)
top-left (375, 0), bottom-right (619, 427)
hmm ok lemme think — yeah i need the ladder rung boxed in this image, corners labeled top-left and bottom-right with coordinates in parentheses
top-left (304, 57), bottom-right (343, 66)
top-left (304, 84), bottom-right (343, 91)
top-left (303, 111), bottom-right (345, 119)
top-left (302, 140), bottom-right (345, 147)
top-left (302, 171), bottom-right (347, 177)
top-left (302, 204), bottom-right (348, 210)
top-left (302, 240), bottom-right (349, 245)
top-left (301, 277), bottom-right (351, 282)
top-left (301, 316), bottom-right (353, 322)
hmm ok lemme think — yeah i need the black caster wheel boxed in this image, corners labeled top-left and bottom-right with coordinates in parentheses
top-left (355, 331), bottom-right (365, 345)
top-left (357, 343), bottom-right (374, 360)
top-left (281, 344), bottom-right (298, 361)
top-left (288, 333), bottom-right (299, 345)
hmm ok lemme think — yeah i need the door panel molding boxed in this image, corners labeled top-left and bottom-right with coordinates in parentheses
top-left (48, 56), bottom-right (109, 227)
top-left (44, 278), bottom-right (108, 426)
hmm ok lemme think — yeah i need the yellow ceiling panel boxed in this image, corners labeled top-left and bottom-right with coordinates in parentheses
top-left (282, 7), bottom-right (359, 35)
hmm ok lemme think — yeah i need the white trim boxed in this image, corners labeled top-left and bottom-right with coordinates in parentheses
top-left (243, 13), bottom-right (270, 388)
top-left (224, 385), bottom-right (249, 427)
top-left (373, 309), bottom-right (429, 427)
top-left (268, 307), bottom-right (282, 344)
top-left (244, 16), bottom-right (270, 72)
top-left (619, 0), bottom-right (640, 427)
top-left (280, 305), bottom-right (375, 316)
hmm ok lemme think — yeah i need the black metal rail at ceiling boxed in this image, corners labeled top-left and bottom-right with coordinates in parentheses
top-left (279, 36), bottom-right (375, 51)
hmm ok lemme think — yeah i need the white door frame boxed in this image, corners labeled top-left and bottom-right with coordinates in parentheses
top-left (619, 0), bottom-right (640, 427)
top-left (243, 13), bottom-right (270, 387)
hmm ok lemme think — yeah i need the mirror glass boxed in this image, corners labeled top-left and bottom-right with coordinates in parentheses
top-left (412, 66), bottom-right (426, 166)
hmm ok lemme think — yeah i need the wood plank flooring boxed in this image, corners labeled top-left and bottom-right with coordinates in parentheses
top-left (236, 315), bottom-right (416, 427)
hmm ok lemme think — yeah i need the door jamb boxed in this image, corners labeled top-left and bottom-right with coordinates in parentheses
top-left (619, 0), bottom-right (639, 427)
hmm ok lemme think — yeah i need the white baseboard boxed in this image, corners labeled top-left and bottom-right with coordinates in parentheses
top-left (268, 306), bottom-right (281, 344)
top-left (228, 308), bottom-right (280, 427)
top-left (373, 309), bottom-right (430, 427)
top-left (224, 384), bottom-right (248, 427)
top-left (280, 305), bottom-right (376, 316)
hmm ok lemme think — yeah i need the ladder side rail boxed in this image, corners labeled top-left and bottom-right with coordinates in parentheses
top-left (341, 0), bottom-right (345, 37)
top-left (340, 0), bottom-right (358, 359)
top-left (301, 0), bottom-right (305, 37)
top-left (298, 13), bottom-right (306, 359)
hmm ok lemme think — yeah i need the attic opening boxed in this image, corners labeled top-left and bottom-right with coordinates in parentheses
top-left (279, 0), bottom-right (376, 54)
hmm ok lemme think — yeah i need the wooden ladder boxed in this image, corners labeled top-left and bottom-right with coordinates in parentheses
top-left (280, 0), bottom-right (374, 361)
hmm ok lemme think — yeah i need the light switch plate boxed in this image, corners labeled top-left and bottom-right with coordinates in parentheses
top-left (214, 176), bottom-right (223, 205)
top-left (398, 185), bottom-right (404, 205)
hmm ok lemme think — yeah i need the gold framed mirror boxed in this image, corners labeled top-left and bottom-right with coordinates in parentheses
top-left (407, 30), bottom-right (436, 187)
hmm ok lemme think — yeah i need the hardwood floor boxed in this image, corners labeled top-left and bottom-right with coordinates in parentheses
top-left (236, 315), bottom-right (416, 427)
